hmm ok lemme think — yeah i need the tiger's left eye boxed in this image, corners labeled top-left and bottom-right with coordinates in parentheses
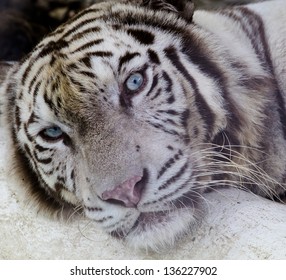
top-left (125, 73), bottom-right (144, 92)
top-left (40, 126), bottom-right (64, 142)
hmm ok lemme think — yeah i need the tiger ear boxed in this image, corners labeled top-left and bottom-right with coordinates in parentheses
top-left (142, 0), bottom-right (195, 21)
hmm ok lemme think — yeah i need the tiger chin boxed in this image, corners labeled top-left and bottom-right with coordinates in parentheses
top-left (1, 0), bottom-right (286, 252)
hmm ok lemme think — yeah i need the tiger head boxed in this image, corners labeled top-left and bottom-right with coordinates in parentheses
top-left (4, 0), bottom-right (269, 251)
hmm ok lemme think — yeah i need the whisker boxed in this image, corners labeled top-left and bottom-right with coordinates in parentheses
top-left (182, 139), bottom-right (286, 201)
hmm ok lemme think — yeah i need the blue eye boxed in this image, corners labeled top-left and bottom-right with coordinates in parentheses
top-left (125, 73), bottom-right (144, 91)
top-left (40, 126), bottom-right (63, 141)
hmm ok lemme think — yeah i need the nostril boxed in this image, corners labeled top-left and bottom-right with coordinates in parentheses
top-left (102, 175), bottom-right (143, 208)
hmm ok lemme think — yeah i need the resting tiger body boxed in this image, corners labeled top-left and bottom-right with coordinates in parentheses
top-left (1, 0), bottom-right (286, 251)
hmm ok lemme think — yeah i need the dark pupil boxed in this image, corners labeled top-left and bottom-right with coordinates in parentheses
top-left (133, 77), bottom-right (140, 84)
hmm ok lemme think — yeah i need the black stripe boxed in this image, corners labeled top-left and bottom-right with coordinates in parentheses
top-left (164, 46), bottom-right (215, 137)
top-left (164, 118), bottom-right (177, 125)
top-left (28, 65), bottom-right (44, 94)
top-left (154, 108), bottom-right (190, 145)
top-left (146, 74), bottom-right (159, 97)
top-left (181, 32), bottom-right (244, 134)
top-left (85, 206), bottom-right (103, 212)
top-left (180, 109), bottom-right (190, 129)
top-left (51, 80), bottom-right (60, 93)
top-left (78, 70), bottom-right (97, 79)
top-left (181, 38), bottom-right (225, 89)
top-left (162, 71), bottom-right (173, 92)
top-left (66, 63), bottom-right (79, 72)
top-left (79, 56), bottom-right (92, 68)
top-left (147, 121), bottom-right (180, 137)
top-left (108, 11), bottom-right (185, 35)
top-left (219, 8), bottom-right (286, 138)
top-left (127, 29), bottom-right (155, 45)
top-left (27, 112), bottom-right (37, 125)
top-left (44, 91), bottom-right (55, 111)
top-left (41, 168), bottom-right (55, 176)
top-left (24, 124), bottom-right (33, 142)
top-left (237, 7), bottom-right (286, 139)
top-left (86, 51), bottom-right (113, 58)
top-left (37, 40), bottom-right (69, 58)
top-left (62, 15), bottom-right (101, 38)
top-left (56, 97), bottom-right (62, 109)
top-left (93, 216), bottom-right (113, 223)
top-left (23, 143), bottom-right (33, 159)
top-left (67, 76), bottom-right (85, 90)
top-left (150, 88), bottom-right (162, 101)
top-left (158, 175), bottom-right (192, 202)
top-left (71, 39), bottom-right (104, 54)
top-left (34, 152), bottom-right (52, 164)
top-left (65, 8), bottom-right (101, 26)
top-left (32, 81), bottom-right (41, 106)
top-left (49, 55), bottom-right (57, 67)
top-left (221, 8), bottom-right (269, 70)
top-left (14, 106), bottom-right (21, 131)
top-left (143, 165), bottom-right (191, 206)
top-left (118, 52), bottom-right (140, 72)
top-left (236, 8), bottom-right (270, 69)
top-left (157, 149), bottom-right (183, 179)
top-left (157, 109), bottom-right (179, 116)
top-left (35, 144), bottom-right (49, 152)
top-left (27, 76), bottom-right (35, 94)
top-left (147, 49), bottom-right (160, 64)
top-left (21, 63), bottom-right (32, 85)
top-left (71, 27), bottom-right (101, 41)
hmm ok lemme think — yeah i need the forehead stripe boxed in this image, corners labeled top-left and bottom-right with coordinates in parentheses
top-left (86, 51), bottom-right (113, 58)
top-left (118, 52), bottom-right (140, 72)
top-left (37, 40), bottom-right (69, 59)
top-left (127, 29), bottom-right (155, 45)
top-left (66, 8), bottom-right (101, 25)
top-left (71, 27), bottom-right (101, 41)
top-left (71, 39), bottom-right (104, 54)
top-left (147, 49), bottom-right (160, 64)
top-left (62, 18), bottom-right (101, 39)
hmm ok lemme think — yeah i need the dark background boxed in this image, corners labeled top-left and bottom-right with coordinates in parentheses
top-left (0, 0), bottom-right (260, 61)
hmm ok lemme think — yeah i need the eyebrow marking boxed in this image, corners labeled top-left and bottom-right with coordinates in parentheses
top-left (118, 52), bottom-right (140, 72)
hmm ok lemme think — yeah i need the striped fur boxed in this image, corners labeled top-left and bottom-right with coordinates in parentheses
top-left (1, 0), bottom-right (286, 251)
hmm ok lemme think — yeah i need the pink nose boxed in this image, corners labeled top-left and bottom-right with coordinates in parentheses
top-left (102, 176), bottom-right (143, 208)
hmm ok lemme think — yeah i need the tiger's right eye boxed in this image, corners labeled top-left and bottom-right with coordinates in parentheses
top-left (125, 72), bottom-right (144, 92)
top-left (40, 126), bottom-right (64, 142)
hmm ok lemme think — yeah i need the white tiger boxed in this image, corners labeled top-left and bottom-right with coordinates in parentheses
top-left (0, 0), bottom-right (286, 251)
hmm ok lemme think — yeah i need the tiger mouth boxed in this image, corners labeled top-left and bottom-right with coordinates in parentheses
top-left (110, 190), bottom-right (198, 239)
top-left (110, 210), bottom-right (172, 239)
top-left (134, 211), bottom-right (171, 229)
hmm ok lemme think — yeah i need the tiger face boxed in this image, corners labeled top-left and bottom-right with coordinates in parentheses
top-left (8, 1), bottom-right (211, 251)
top-left (4, 0), bottom-right (286, 251)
